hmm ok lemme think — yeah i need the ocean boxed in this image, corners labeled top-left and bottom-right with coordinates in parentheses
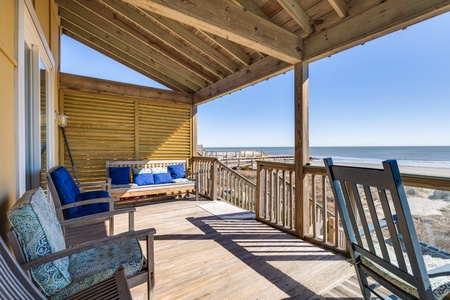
top-left (204, 146), bottom-right (450, 168)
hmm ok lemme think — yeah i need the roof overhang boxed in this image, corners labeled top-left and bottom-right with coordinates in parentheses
top-left (56, 0), bottom-right (450, 104)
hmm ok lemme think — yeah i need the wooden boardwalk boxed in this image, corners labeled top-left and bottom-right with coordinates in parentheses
top-left (65, 198), bottom-right (361, 300)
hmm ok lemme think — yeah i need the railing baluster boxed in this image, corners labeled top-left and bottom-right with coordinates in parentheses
top-left (289, 170), bottom-right (294, 230)
top-left (275, 169), bottom-right (279, 225)
top-left (322, 176), bottom-right (328, 243)
top-left (283, 170), bottom-right (287, 227)
top-left (312, 174), bottom-right (317, 238)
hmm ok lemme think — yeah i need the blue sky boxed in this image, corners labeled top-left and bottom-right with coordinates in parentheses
top-left (61, 12), bottom-right (450, 148)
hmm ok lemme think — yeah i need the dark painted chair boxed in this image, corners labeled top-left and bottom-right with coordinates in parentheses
top-left (45, 165), bottom-right (134, 235)
top-left (324, 158), bottom-right (450, 300)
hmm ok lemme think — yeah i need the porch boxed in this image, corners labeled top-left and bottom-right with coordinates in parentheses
top-left (65, 197), bottom-right (374, 300)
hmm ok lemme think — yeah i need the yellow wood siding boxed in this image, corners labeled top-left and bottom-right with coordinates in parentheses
top-left (61, 89), bottom-right (192, 182)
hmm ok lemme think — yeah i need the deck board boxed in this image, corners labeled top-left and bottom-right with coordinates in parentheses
top-left (65, 198), bottom-right (364, 299)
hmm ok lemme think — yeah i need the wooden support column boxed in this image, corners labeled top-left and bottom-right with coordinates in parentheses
top-left (294, 62), bottom-right (309, 238)
top-left (191, 104), bottom-right (198, 157)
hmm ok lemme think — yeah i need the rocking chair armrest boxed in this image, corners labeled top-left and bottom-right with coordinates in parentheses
top-left (60, 207), bottom-right (136, 229)
top-left (428, 264), bottom-right (450, 277)
top-left (20, 228), bottom-right (156, 271)
top-left (57, 197), bottom-right (119, 211)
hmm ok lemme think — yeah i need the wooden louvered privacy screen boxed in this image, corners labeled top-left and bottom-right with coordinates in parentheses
top-left (60, 89), bottom-right (192, 183)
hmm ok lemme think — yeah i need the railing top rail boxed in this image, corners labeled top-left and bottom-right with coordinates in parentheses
top-left (192, 156), bottom-right (218, 162)
top-left (216, 160), bottom-right (257, 187)
top-left (257, 160), bottom-right (295, 171)
top-left (304, 163), bottom-right (450, 192)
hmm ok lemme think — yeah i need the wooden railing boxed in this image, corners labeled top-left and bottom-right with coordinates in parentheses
top-left (256, 161), bottom-right (296, 232)
top-left (191, 157), bottom-right (257, 211)
top-left (193, 157), bottom-right (450, 254)
top-left (303, 165), bottom-right (346, 250)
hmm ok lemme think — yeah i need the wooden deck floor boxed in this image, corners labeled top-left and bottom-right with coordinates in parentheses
top-left (65, 198), bottom-right (361, 300)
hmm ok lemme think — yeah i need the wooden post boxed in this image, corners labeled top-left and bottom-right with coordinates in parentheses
top-left (255, 162), bottom-right (261, 220)
top-left (294, 62), bottom-right (309, 238)
top-left (135, 100), bottom-right (140, 160)
top-left (328, 216), bottom-right (336, 244)
top-left (210, 159), bottom-right (217, 200)
top-left (311, 174), bottom-right (317, 238)
top-left (322, 177), bottom-right (328, 243)
top-left (192, 104), bottom-right (198, 158)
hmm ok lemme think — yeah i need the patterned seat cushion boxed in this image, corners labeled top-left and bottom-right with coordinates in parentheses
top-left (361, 235), bottom-right (450, 300)
top-left (7, 187), bottom-right (71, 296)
top-left (49, 238), bottom-right (144, 300)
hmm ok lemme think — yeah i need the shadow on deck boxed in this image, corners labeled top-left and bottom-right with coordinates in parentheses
top-left (65, 197), bottom-right (372, 300)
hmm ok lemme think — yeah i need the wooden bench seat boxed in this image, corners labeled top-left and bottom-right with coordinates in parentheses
top-left (106, 160), bottom-right (198, 202)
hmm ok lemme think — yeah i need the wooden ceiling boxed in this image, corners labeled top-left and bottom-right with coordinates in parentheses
top-left (56, 0), bottom-right (450, 104)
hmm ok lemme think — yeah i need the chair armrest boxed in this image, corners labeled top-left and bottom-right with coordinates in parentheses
top-left (428, 264), bottom-right (450, 277)
top-left (20, 228), bottom-right (156, 271)
top-left (58, 197), bottom-right (119, 211)
top-left (60, 207), bottom-right (136, 229)
top-left (78, 180), bottom-right (111, 192)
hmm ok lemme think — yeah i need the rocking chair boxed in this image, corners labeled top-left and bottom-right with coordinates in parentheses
top-left (324, 158), bottom-right (450, 299)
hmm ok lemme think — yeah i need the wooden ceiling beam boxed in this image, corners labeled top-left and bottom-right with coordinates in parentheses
top-left (60, 73), bottom-right (193, 105)
top-left (194, 56), bottom-right (292, 105)
top-left (62, 27), bottom-right (191, 92)
top-left (201, 31), bottom-right (252, 66)
top-left (145, 11), bottom-right (238, 74)
top-left (59, 10), bottom-right (201, 92)
top-left (100, 0), bottom-right (228, 81)
top-left (123, 0), bottom-right (302, 64)
top-left (230, 0), bottom-right (270, 59)
top-left (57, 0), bottom-right (205, 91)
top-left (327, 0), bottom-right (349, 18)
top-left (277, 0), bottom-right (314, 35)
top-left (67, 0), bottom-right (212, 88)
top-left (304, 0), bottom-right (450, 62)
top-left (233, 0), bottom-right (271, 20)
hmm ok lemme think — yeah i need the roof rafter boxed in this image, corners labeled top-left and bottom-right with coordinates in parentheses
top-left (233, 0), bottom-right (272, 20)
top-left (62, 25), bottom-right (189, 92)
top-left (99, 0), bottom-right (228, 81)
top-left (304, 0), bottom-right (450, 62)
top-left (122, 0), bottom-right (303, 64)
top-left (200, 31), bottom-right (253, 66)
top-left (276, 0), bottom-right (314, 35)
top-left (57, 0), bottom-right (208, 91)
top-left (70, 0), bottom-right (212, 88)
top-left (145, 11), bottom-right (238, 74)
top-left (194, 56), bottom-right (292, 104)
top-left (327, 0), bottom-right (349, 18)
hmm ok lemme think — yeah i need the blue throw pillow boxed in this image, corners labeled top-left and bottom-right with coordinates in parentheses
top-left (168, 164), bottom-right (186, 179)
top-left (134, 173), bottom-right (155, 186)
top-left (153, 172), bottom-right (173, 184)
top-left (109, 167), bottom-right (130, 185)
